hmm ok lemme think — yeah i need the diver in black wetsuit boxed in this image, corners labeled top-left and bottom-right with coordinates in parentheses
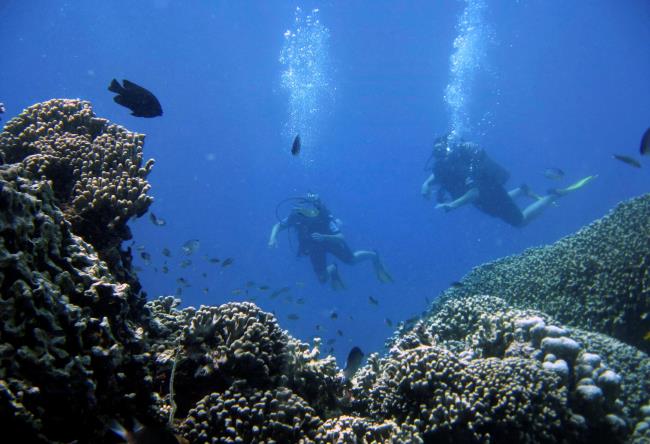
top-left (268, 193), bottom-right (392, 290)
top-left (421, 135), bottom-right (595, 227)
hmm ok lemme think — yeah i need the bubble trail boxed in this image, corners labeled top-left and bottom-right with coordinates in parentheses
top-left (279, 7), bottom-right (332, 159)
top-left (444, 0), bottom-right (489, 142)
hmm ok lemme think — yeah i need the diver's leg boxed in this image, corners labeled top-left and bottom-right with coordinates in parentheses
top-left (351, 250), bottom-right (392, 283)
top-left (521, 195), bottom-right (557, 225)
top-left (508, 187), bottom-right (524, 199)
top-left (309, 251), bottom-right (328, 284)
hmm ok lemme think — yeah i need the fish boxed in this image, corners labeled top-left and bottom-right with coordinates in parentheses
top-left (385, 318), bottom-right (393, 327)
top-left (327, 338), bottom-right (336, 345)
top-left (149, 212), bottom-right (166, 226)
top-left (201, 272), bottom-right (207, 278)
top-left (258, 285), bottom-right (270, 291)
top-left (613, 154), bottom-right (641, 168)
top-left (641, 127), bottom-right (650, 155)
top-left (450, 281), bottom-right (464, 289)
top-left (0, 102), bottom-right (4, 119)
top-left (221, 258), bottom-right (234, 267)
top-left (176, 278), bottom-right (190, 287)
top-left (182, 239), bottom-right (200, 255)
top-left (162, 248), bottom-right (171, 257)
top-left (542, 168), bottom-right (565, 180)
top-left (328, 346), bottom-right (335, 354)
top-left (343, 346), bottom-right (364, 380)
top-left (270, 287), bottom-right (291, 299)
top-left (245, 281), bottom-right (256, 288)
top-left (329, 311), bottom-right (338, 320)
top-left (202, 287), bottom-right (209, 294)
top-left (337, 329), bottom-right (343, 336)
top-left (315, 324), bottom-right (322, 331)
top-left (135, 245), bottom-right (146, 252)
top-left (368, 296), bottom-right (379, 305)
top-left (109, 418), bottom-right (183, 444)
top-left (180, 259), bottom-right (192, 268)
top-left (208, 258), bottom-right (221, 264)
top-left (291, 134), bottom-right (301, 156)
top-left (231, 289), bottom-right (243, 295)
top-left (161, 265), bottom-right (169, 274)
top-left (288, 314), bottom-right (300, 320)
top-left (108, 79), bottom-right (163, 118)
top-left (140, 252), bottom-right (151, 264)
top-left (296, 298), bottom-right (305, 305)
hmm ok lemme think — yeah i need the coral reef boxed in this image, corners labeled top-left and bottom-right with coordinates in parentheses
top-left (0, 99), bottom-right (154, 278)
top-left (436, 194), bottom-right (650, 353)
top-left (2, 101), bottom-right (649, 443)
top-left (0, 166), bottom-right (157, 443)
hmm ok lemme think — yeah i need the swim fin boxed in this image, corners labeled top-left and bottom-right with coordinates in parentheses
top-left (328, 264), bottom-right (346, 291)
top-left (551, 175), bottom-right (598, 197)
top-left (373, 252), bottom-right (394, 283)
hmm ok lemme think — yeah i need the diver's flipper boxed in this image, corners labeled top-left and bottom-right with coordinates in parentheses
top-left (551, 175), bottom-right (598, 197)
top-left (328, 264), bottom-right (346, 291)
top-left (373, 252), bottom-right (394, 283)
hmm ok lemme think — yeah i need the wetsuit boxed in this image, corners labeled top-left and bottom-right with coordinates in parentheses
top-left (433, 142), bottom-right (524, 227)
top-left (280, 207), bottom-right (354, 281)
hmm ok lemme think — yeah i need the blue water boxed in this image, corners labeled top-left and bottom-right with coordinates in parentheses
top-left (1, 1), bottom-right (649, 365)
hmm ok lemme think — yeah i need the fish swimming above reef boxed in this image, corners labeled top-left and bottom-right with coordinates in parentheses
top-left (179, 259), bottom-right (192, 268)
top-left (613, 154), bottom-right (641, 168)
top-left (368, 296), bottom-right (379, 305)
top-left (450, 281), bottom-right (464, 289)
top-left (0, 102), bottom-right (4, 119)
top-left (330, 310), bottom-right (338, 320)
top-left (543, 168), bottom-right (565, 180)
top-left (149, 212), bottom-right (166, 226)
top-left (140, 251), bottom-right (151, 264)
top-left (221, 258), bottom-right (234, 268)
top-left (385, 318), bottom-right (393, 327)
top-left (343, 346), bottom-right (364, 380)
top-left (162, 248), bottom-right (171, 257)
top-left (108, 79), bottom-right (163, 118)
top-left (291, 134), bottom-right (301, 156)
top-left (641, 127), bottom-right (650, 155)
top-left (182, 239), bottom-right (200, 255)
top-left (270, 286), bottom-right (291, 299)
top-left (109, 418), bottom-right (183, 444)
top-left (288, 313), bottom-right (300, 320)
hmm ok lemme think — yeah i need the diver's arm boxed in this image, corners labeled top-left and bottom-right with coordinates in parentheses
top-left (268, 222), bottom-right (286, 248)
top-left (436, 188), bottom-right (479, 212)
top-left (421, 173), bottom-right (436, 199)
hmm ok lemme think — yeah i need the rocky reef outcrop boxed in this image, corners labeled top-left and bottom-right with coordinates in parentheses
top-left (1, 100), bottom-right (648, 443)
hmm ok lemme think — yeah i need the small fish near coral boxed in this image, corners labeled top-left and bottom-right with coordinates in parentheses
top-left (291, 134), bottom-right (301, 156)
top-left (343, 346), bottom-right (364, 380)
top-left (108, 79), bottom-right (163, 118)
top-left (149, 212), bottom-right (167, 226)
top-left (0, 102), bottom-right (5, 119)
top-left (641, 127), bottom-right (650, 155)
top-left (613, 154), bottom-right (641, 168)
top-left (543, 168), bottom-right (565, 180)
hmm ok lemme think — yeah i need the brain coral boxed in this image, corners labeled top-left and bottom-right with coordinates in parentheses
top-left (436, 194), bottom-right (650, 352)
top-left (0, 167), bottom-right (157, 443)
top-left (0, 99), bottom-right (154, 272)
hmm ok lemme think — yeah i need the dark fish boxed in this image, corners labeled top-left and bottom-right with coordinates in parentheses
top-left (208, 258), bottom-right (221, 264)
top-left (109, 418), bottom-right (181, 444)
top-left (327, 338), bottom-right (336, 345)
top-left (328, 346), bottom-right (335, 354)
top-left (258, 285), bottom-right (270, 291)
top-left (161, 265), bottom-right (169, 274)
top-left (291, 134), bottom-right (301, 156)
top-left (201, 272), bottom-right (207, 278)
top-left (136, 245), bottom-right (146, 252)
top-left (202, 287), bottom-right (209, 294)
top-left (108, 78), bottom-right (163, 118)
top-left (182, 239), bottom-right (200, 255)
top-left (330, 311), bottom-right (338, 320)
top-left (221, 258), bottom-right (234, 267)
top-left (140, 252), bottom-right (151, 263)
top-left (296, 298), bottom-right (305, 305)
top-left (288, 314), bottom-right (300, 320)
top-left (162, 248), bottom-right (171, 257)
top-left (149, 212), bottom-right (167, 226)
top-left (385, 318), bottom-right (393, 327)
top-left (613, 154), bottom-right (641, 168)
top-left (641, 127), bottom-right (650, 156)
top-left (343, 346), bottom-right (364, 380)
top-left (270, 287), bottom-right (291, 299)
top-left (0, 102), bottom-right (4, 119)
top-left (176, 278), bottom-right (190, 287)
top-left (315, 324), bottom-right (322, 331)
top-left (450, 281), bottom-right (464, 289)
top-left (543, 168), bottom-right (565, 180)
top-left (231, 289), bottom-right (243, 295)
top-left (368, 296), bottom-right (379, 305)
top-left (180, 259), bottom-right (192, 268)
top-left (337, 329), bottom-right (343, 336)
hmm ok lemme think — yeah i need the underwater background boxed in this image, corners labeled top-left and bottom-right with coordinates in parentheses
top-left (1, 0), bottom-right (649, 367)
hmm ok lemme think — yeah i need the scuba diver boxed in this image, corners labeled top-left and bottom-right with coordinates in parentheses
top-left (268, 193), bottom-right (393, 290)
top-left (421, 135), bottom-right (596, 227)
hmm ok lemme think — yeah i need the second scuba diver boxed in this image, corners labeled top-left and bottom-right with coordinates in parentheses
top-left (268, 193), bottom-right (393, 290)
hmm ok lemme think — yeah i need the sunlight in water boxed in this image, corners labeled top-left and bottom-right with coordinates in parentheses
top-left (444, 0), bottom-right (489, 142)
top-left (279, 7), bottom-right (332, 158)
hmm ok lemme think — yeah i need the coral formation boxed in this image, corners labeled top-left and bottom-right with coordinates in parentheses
top-left (436, 195), bottom-right (650, 352)
top-left (0, 98), bottom-right (154, 276)
top-left (0, 166), bottom-right (156, 443)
